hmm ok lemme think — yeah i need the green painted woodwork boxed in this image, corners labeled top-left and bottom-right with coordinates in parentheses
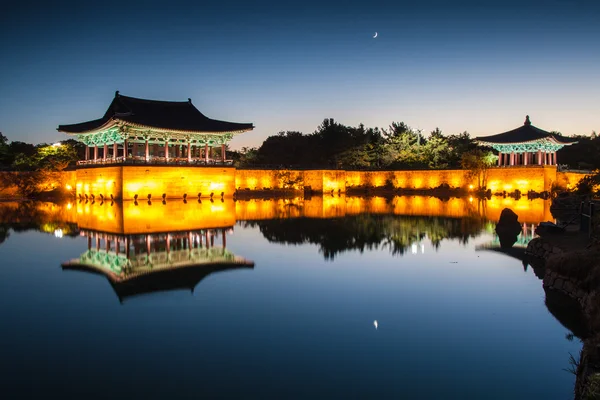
top-left (78, 247), bottom-right (236, 277)
top-left (75, 125), bottom-right (234, 147)
top-left (491, 142), bottom-right (565, 154)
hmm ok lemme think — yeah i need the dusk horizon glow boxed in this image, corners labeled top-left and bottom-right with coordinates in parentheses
top-left (1, 0), bottom-right (598, 149)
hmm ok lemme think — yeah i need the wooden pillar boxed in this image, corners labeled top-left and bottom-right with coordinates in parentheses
top-left (204, 144), bottom-right (209, 163)
top-left (165, 141), bottom-right (169, 160)
top-left (94, 145), bottom-right (98, 161)
top-left (498, 152), bottom-right (502, 166)
top-left (113, 142), bottom-right (118, 160)
top-left (553, 151), bottom-right (557, 165)
top-left (87, 235), bottom-right (92, 250)
top-left (85, 146), bottom-right (89, 161)
top-left (187, 143), bottom-right (192, 162)
top-left (123, 139), bottom-right (128, 158)
top-left (145, 140), bottom-right (149, 161)
top-left (125, 237), bottom-right (130, 259)
top-left (103, 144), bottom-right (108, 161)
top-left (509, 152), bottom-right (514, 166)
top-left (524, 152), bottom-right (528, 166)
top-left (222, 230), bottom-right (226, 248)
top-left (221, 144), bottom-right (226, 162)
top-left (537, 150), bottom-right (542, 165)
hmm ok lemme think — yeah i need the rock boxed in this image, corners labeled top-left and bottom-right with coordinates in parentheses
top-left (496, 208), bottom-right (522, 249)
top-left (555, 278), bottom-right (564, 290)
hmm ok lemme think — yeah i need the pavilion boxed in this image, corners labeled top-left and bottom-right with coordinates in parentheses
top-left (475, 116), bottom-right (577, 166)
top-left (58, 91), bottom-right (254, 166)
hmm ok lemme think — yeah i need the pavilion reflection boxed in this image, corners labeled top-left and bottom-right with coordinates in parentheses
top-left (62, 227), bottom-right (253, 303)
top-left (64, 200), bottom-right (252, 303)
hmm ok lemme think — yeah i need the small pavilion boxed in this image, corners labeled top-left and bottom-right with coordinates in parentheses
top-left (58, 91), bottom-right (254, 166)
top-left (475, 116), bottom-right (577, 166)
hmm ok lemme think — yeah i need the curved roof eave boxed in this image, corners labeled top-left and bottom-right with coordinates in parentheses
top-left (59, 118), bottom-right (254, 136)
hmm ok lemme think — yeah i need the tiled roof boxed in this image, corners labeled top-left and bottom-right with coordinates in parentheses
top-left (58, 92), bottom-right (254, 134)
top-left (475, 116), bottom-right (577, 145)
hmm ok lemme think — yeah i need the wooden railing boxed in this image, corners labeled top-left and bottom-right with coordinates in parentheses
top-left (77, 157), bottom-right (233, 166)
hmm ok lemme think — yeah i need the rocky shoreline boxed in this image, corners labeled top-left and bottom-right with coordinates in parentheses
top-left (526, 225), bottom-right (600, 399)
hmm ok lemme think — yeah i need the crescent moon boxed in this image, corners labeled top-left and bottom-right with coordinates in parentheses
top-left (373, 32), bottom-right (378, 38)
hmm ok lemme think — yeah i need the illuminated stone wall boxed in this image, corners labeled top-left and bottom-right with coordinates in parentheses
top-left (346, 170), bottom-right (471, 190)
top-left (235, 166), bottom-right (578, 194)
top-left (486, 166), bottom-right (556, 193)
top-left (76, 166), bottom-right (236, 200)
top-left (556, 171), bottom-right (590, 190)
top-left (65, 165), bottom-right (590, 201)
top-left (76, 166), bottom-right (123, 199)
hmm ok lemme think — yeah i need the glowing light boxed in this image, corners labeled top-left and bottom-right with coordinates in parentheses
top-left (65, 184), bottom-right (73, 191)
top-left (469, 184), bottom-right (474, 190)
top-left (67, 203), bottom-right (72, 210)
top-left (54, 229), bottom-right (63, 238)
top-left (373, 320), bottom-right (378, 330)
top-left (52, 142), bottom-right (61, 147)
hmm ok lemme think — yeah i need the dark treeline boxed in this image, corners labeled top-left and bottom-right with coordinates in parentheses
top-left (555, 131), bottom-right (600, 170)
top-left (0, 132), bottom-right (83, 171)
top-left (231, 118), bottom-right (598, 171)
top-left (233, 119), bottom-right (481, 170)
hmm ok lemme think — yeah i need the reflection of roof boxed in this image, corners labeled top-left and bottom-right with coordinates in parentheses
top-left (57, 92), bottom-right (254, 134)
top-left (475, 116), bottom-right (578, 145)
top-left (61, 249), bottom-right (254, 303)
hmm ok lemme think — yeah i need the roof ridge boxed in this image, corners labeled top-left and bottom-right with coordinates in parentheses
top-left (118, 93), bottom-right (191, 104)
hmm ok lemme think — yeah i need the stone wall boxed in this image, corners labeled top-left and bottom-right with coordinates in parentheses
top-left (1, 165), bottom-right (589, 200)
top-left (234, 165), bottom-right (574, 195)
top-left (557, 171), bottom-right (591, 191)
top-left (76, 166), bottom-right (236, 200)
top-left (0, 170), bottom-right (76, 199)
top-left (486, 165), bottom-right (557, 194)
top-left (543, 270), bottom-right (588, 306)
top-left (526, 237), bottom-right (564, 260)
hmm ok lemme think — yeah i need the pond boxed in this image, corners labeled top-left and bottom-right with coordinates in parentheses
top-left (0, 196), bottom-right (581, 399)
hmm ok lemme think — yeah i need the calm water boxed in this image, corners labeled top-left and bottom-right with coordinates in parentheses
top-left (0, 196), bottom-right (581, 399)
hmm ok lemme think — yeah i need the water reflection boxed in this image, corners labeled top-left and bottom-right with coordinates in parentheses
top-left (0, 196), bottom-right (554, 256)
top-left (0, 196), bottom-right (581, 398)
top-left (242, 215), bottom-right (487, 260)
top-left (62, 228), bottom-right (253, 303)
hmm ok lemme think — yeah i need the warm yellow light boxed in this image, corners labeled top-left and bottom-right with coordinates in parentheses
top-left (65, 184), bottom-right (72, 191)
top-left (247, 178), bottom-right (258, 188)
top-left (469, 184), bottom-right (474, 190)
top-left (67, 203), bottom-right (72, 210)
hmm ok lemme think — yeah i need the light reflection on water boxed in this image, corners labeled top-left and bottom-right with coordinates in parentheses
top-left (0, 196), bottom-right (580, 399)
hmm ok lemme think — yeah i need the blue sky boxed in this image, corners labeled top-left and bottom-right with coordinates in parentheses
top-left (0, 0), bottom-right (598, 149)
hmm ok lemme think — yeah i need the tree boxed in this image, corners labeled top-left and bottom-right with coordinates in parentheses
top-left (423, 128), bottom-right (451, 169)
top-left (460, 149), bottom-right (496, 190)
top-left (0, 132), bottom-right (9, 168)
top-left (447, 132), bottom-right (477, 168)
